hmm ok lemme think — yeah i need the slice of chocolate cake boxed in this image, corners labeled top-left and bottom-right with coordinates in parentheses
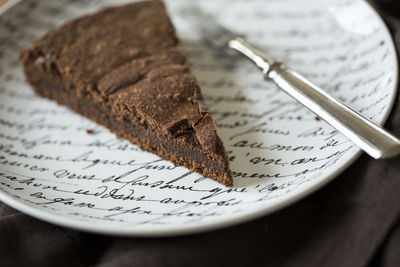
top-left (19, 1), bottom-right (233, 186)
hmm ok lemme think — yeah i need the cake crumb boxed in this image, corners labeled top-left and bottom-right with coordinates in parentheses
top-left (315, 116), bottom-right (321, 121)
top-left (86, 129), bottom-right (95, 134)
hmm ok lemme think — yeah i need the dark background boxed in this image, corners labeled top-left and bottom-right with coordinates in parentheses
top-left (1, 0), bottom-right (400, 266)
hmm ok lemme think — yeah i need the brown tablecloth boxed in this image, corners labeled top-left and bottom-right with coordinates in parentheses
top-left (1, 1), bottom-right (400, 267)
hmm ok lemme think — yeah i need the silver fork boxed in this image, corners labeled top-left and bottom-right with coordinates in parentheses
top-left (181, 4), bottom-right (400, 159)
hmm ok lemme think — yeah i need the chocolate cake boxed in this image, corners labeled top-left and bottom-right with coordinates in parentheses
top-left (19, 1), bottom-right (233, 186)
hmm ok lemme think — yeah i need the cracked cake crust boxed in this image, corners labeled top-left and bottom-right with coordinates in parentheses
top-left (19, 0), bottom-right (233, 186)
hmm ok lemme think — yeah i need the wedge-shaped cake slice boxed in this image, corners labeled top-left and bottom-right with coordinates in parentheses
top-left (19, 1), bottom-right (233, 186)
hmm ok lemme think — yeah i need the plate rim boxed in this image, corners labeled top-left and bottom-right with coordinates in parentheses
top-left (0, 0), bottom-right (398, 237)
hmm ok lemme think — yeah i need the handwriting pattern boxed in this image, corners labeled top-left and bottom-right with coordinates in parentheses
top-left (0, 0), bottom-right (397, 234)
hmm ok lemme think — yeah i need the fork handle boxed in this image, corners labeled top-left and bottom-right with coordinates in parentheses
top-left (228, 37), bottom-right (400, 159)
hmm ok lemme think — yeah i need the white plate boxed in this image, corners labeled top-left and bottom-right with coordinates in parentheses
top-left (0, 0), bottom-right (398, 236)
